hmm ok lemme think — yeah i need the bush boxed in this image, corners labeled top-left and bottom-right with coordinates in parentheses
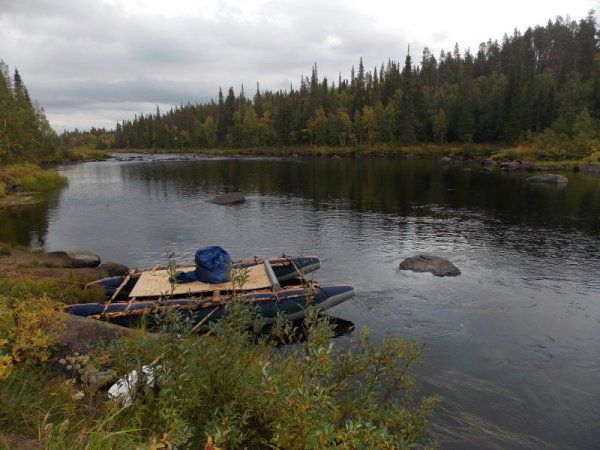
top-left (0, 302), bottom-right (438, 448)
top-left (0, 265), bottom-right (438, 447)
top-left (0, 294), bottom-right (64, 380)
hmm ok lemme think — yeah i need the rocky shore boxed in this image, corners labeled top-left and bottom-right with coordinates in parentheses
top-left (437, 153), bottom-right (599, 175)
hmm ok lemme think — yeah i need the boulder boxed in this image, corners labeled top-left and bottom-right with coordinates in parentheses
top-left (57, 314), bottom-right (139, 354)
top-left (98, 261), bottom-right (130, 276)
top-left (527, 173), bottom-right (568, 186)
top-left (520, 161), bottom-right (535, 171)
top-left (46, 249), bottom-right (101, 268)
top-left (399, 254), bottom-right (461, 277)
top-left (438, 156), bottom-right (453, 165)
top-left (499, 161), bottom-right (519, 171)
top-left (208, 192), bottom-right (245, 205)
top-left (481, 157), bottom-right (497, 168)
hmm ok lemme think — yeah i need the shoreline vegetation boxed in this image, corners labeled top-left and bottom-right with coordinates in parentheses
top-left (0, 247), bottom-right (438, 448)
top-left (0, 148), bottom-right (110, 208)
top-left (113, 142), bottom-right (600, 172)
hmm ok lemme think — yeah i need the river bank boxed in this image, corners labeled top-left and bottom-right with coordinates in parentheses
top-left (112, 143), bottom-right (600, 173)
top-left (0, 164), bottom-right (67, 208)
top-left (0, 148), bottom-right (111, 208)
top-left (0, 245), bottom-right (436, 448)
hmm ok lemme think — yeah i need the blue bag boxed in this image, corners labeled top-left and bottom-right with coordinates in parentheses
top-left (193, 246), bottom-right (232, 283)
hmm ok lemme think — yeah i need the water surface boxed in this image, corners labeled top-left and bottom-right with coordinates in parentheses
top-left (2, 154), bottom-right (599, 448)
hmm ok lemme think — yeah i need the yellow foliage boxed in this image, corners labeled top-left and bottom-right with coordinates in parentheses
top-left (0, 294), bottom-right (64, 378)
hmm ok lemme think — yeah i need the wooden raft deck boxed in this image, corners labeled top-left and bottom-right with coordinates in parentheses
top-left (128, 264), bottom-right (272, 298)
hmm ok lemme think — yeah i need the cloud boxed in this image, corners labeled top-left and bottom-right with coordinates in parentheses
top-left (0, 0), bottom-right (596, 130)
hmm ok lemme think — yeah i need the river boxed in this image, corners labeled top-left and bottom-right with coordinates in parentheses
top-left (1, 154), bottom-right (599, 448)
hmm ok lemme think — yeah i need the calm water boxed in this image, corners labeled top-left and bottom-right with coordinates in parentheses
top-left (2, 154), bottom-right (600, 448)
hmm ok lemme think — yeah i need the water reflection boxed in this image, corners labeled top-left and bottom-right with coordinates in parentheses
top-left (0, 195), bottom-right (59, 247)
top-left (121, 157), bottom-right (600, 233)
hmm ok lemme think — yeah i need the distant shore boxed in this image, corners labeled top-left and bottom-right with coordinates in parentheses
top-left (110, 143), bottom-right (600, 173)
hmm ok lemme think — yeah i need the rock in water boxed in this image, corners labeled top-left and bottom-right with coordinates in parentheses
top-left (527, 174), bottom-right (568, 186)
top-left (98, 261), bottom-right (130, 276)
top-left (499, 161), bottom-right (519, 171)
top-left (399, 254), bottom-right (461, 277)
top-left (209, 192), bottom-right (245, 205)
top-left (438, 156), bottom-right (453, 165)
top-left (46, 249), bottom-right (101, 268)
top-left (582, 166), bottom-right (600, 176)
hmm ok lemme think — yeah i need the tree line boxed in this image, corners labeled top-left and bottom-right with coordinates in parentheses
top-left (113, 12), bottom-right (598, 153)
top-left (1, 12), bottom-right (598, 162)
top-left (0, 62), bottom-right (58, 162)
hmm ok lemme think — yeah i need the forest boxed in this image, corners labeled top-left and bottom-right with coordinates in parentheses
top-left (0, 62), bottom-right (58, 163)
top-left (1, 12), bottom-right (599, 162)
top-left (108, 12), bottom-right (599, 156)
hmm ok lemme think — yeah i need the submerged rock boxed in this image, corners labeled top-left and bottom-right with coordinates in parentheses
top-left (98, 261), bottom-right (130, 276)
top-left (582, 166), bottom-right (600, 176)
top-left (527, 173), bottom-right (568, 186)
top-left (399, 254), bottom-right (461, 277)
top-left (46, 249), bottom-right (101, 268)
top-left (209, 192), bottom-right (246, 205)
top-left (438, 156), bottom-right (453, 165)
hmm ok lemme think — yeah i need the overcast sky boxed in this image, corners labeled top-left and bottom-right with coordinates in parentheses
top-left (0, 0), bottom-right (597, 131)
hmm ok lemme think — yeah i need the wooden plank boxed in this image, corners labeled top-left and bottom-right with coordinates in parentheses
top-left (129, 264), bottom-right (271, 298)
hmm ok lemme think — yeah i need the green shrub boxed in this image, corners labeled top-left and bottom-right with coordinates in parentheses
top-left (583, 151), bottom-right (600, 166)
top-left (0, 265), bottom-right (438, 448)
top-left (0, 302), bottom-right (438, 448)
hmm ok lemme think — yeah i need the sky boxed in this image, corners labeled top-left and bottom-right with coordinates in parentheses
top-left (0, 0), bottom-right (597, 131)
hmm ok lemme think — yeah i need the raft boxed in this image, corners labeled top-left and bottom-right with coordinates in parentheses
top-left (86, 255), bottom-right (321, 300)
top-left (65, 283), bottom-right (355, 328)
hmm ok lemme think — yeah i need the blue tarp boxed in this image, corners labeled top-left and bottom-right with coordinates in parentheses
top-left (176, 246), bottom-right (232, 284)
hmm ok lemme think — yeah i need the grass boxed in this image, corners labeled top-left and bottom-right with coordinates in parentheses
top-left (59, 146), bottom-right (110, 163)
top-left (491, 146), bottom-right (600, 169)
top-left (0, 273), bottom-right (105, 305)
top-left (2, 164), bottom-right (67, 192)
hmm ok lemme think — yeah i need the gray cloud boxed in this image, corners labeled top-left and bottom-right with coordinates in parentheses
top-left (0, 0), bottom-right (422, 129)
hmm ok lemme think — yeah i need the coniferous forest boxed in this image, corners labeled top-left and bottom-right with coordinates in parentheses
top-left (111, 13), bottom-right (599, 156)
top-left (0, 12), bottom-right (599, 163)
top-left (0, 62), bottom-right (58, 162)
